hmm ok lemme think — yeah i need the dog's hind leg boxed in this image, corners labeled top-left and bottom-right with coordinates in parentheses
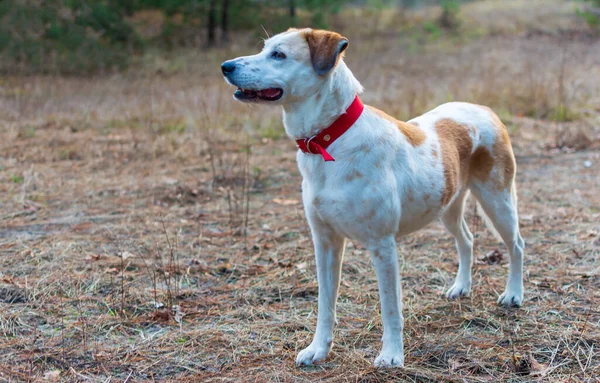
top-left (441, 190), bottom-right (474, 299)
top-left (470, 181), bottom-right (524, 307)
top-left (369, 235), bottom-right (404, 368)
top-left (296, 219), bottom-right (346, 366)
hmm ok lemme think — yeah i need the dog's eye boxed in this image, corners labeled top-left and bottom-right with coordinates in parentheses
top-left (270, 50), bottom-right (286, 60)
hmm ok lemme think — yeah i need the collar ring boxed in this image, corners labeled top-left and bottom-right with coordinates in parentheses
top-left (305, 135), bottom-right (317, 154)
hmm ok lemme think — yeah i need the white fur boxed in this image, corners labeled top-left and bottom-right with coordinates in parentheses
top-left (222, 29), bottom-right (525, 368)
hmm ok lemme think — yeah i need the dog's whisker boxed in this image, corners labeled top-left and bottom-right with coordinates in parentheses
top-left (260, 25), bottom-right (270, 39)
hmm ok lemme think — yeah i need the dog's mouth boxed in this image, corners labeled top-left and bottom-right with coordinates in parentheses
top-left (234, 87), bottom-right (283, 102)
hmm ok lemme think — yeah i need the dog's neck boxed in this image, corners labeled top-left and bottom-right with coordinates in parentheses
top-left (282, 61), bottom-right (363, 139)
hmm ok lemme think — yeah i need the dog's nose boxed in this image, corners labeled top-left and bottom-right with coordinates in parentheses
top-left (221, 61), bottom-right (236, 75)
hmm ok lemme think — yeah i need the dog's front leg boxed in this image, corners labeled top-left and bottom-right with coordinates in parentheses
top-left (370, 236), bottom-right (405, 367)
top-left (296, 220), bottom-right (345, 366)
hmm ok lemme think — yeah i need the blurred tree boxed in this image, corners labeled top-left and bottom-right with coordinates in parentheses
top-left (118, 0), bottom-right (138, 16)
top-left (578, 0), bottom-right (600, 28)
top-left (208, 0), bottom-right (217, 45)
top-left (1, 0), bottom-right (413, 73)
top-left (290, 0), bottom-right (297, 24)
top-left (221, 0), bottom-right (230, 42)
top-left (438, 0), bottom-right (460, 29)
top-left (304, 0), bottom-right (345, 29)
top-left (0, 0), bottom-right (141, 74)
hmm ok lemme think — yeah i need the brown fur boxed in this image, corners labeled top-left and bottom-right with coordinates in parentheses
top-left (436, 109), bottom-right (516, 201)
top-left (493, 123), bottom-right (516, 190)
top-left (301, 29), bottom-right (348, 76)
top-left (367, 106), bottom-right (426, 147)
top-left (472, 106), bottom-right (517, 190)
top-left (313, 196), bottom-right (322, 208)
top-left (469, 147), bottom-right (495, 182)
top-left (397, 121), bottom-right (426, 147)
top-left (366, 208), bottom-right (377, 220)
top-left (345, 170), bottom-right (363, 182)
top-left (435, 119), bottom-right (473, 206)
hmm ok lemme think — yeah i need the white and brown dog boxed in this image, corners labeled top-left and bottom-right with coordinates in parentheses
top-left (222, 28), bottom-right (524, 368)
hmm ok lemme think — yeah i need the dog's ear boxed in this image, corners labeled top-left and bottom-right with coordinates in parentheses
top-left (304, 30), bottom-right (349, 76)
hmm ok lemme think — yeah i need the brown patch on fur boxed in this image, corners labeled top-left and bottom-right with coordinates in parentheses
top-left (435, 119), bottom-right (473, 206)
top-left (373, 249), bottom-right (384, 261)
top-left (493, 124), bottom-right (516, 190)
top-left (313, 196), bottom-right (322, 208)
top-left (432, 149), bottom-right (438, 158)
top-left (475, 106), bottom-right (517, 190)
top-left (345, 170), bottom-right (363, 182)
top-left (397, 121), bottom-right (426, 147)
top-left (424, 194), bottom-right (430, 201)
top-left (366, 209), bottom-right (377, 220)
top-left (422, 208), bottom-right (432, 217)
top-left (302, 30), bottom-right (348, 76)
top-left (470, 147), bottom-right (494, 182)
top-left (367, 106), bottom-right (426, 147)
top-left (406, 189), bottom-right (414, 202)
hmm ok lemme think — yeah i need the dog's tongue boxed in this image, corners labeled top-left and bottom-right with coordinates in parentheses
top-left (258, 88), bottom-right (280, 98)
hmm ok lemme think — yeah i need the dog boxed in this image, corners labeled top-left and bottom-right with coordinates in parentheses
top-left (221, 28), bottom-right (524, 368)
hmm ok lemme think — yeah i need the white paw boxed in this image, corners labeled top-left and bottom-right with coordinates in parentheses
top-left (296, 342), bottom-right (331, 366)
top-left (497, 289), bottom-right (523, 307)
top-left (374, 351), bottom-right (405, 368)
top-left (445, 281), bottom-right (471, 299)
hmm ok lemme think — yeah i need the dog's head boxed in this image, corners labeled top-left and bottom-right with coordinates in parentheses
top-left (221, 28), bottom-right (348, 104)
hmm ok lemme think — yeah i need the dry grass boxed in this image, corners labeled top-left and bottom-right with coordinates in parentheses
top-left (1, 1), bottom-right (600, 382)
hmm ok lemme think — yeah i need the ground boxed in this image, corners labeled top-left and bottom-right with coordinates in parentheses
top-left (1, 1), bottom-right (600, 382)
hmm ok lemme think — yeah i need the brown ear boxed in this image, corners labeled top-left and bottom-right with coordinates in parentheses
top-left (303, 30), bottom-right (349, 76)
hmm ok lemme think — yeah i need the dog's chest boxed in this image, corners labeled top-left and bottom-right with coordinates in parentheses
top-left (300, 158), bottom-right (401, 241)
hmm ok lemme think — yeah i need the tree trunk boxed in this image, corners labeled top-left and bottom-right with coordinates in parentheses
top-left (207, 0), bottom-right (217, 46)
top-left (290, 0), bottom-right (296, 23)
top-left (221, 0), bottom-right (229, 42)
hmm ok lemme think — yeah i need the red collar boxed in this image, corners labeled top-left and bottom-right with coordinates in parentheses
top-left (296, 95), bottom-right (364, 162)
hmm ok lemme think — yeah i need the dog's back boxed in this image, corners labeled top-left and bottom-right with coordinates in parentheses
top-left (409, 101), bottom-right (517, 205)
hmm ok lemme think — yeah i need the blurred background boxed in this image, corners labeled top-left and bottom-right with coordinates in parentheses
top-left (1, 1), bottom-right (600, 381)
top-left (1, 0), bottom-right (600, 121)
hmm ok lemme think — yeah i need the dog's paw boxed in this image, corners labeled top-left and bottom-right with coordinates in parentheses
top-left (445, 282), bottom-right (471, 299)
top-left (374, 352), bottom-right (405, 368)
top-left (296, 343), bottom-right (331, 367)
top-left (497, 290), bottom-right (523, 307)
